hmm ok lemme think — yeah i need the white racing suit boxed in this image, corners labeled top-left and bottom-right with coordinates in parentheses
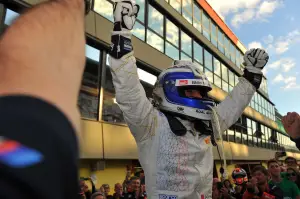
top-left (110, 52), bottom-right (255, 199)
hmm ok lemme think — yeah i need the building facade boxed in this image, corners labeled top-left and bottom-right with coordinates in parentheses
top-left (1, 0), bottom-right (299, 192)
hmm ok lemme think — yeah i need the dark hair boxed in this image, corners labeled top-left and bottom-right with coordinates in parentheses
top-left (130, 176), bottom-right (140, 182)
top-left (252, 165), bottom-right (268, 176)
top-left (267, 159), bottom-right (279, 168)
top-left (91, 192), bottom-right (105, 199)
top-left (223, 179), bottom-right (232, 188)
top-left (285, 157), bottom-right (297, 164)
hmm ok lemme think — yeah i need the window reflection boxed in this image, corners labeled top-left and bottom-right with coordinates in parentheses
top-left (181, 31), bottom-right (192, 56)
top-left (181, 52), bottom-right (192, 61)
top-left (211, 22), bottom-right (217, 47)
top-left (166, 19), bottom-right (179, 47)
top-left (182, 0), bottom-right (192, 24)
top-left (147, 30), bottom-right (164, 52)
top-left (204, 50), bottom-right (213, 71)
top-left (213, 58), bottom-right (221, 76)
top-left (214, 75), bottom-right (221, 88)
top-left (202, 12), bottom-right (210, 40)
top-left (205, 70), bottom-right (213, 83)
top-left (94, 0), bottom-right (113, 22)
top-left (169, 0), bottom-right (181, 13)
top-left (5, 9), bottom-right (20, 25)
top-left (194, 41), bottom-right (203, 64)
top-left (193, 4), bottom-right (202, 33)
top-left (222, 81), bottom-right (228, 92)
top-left (136, 0), bottom-right (145, 22)
top-left (132, 21), bottom-right (145, 41)
top-left (218, 31), bottom-right (224, 53)
top-left (229, 70), bottom-right (235, 86)
top-left (221, 64), bottom-right (228, 82)
top-left (224, 37), bottom-right (230, 58)
top-left (148, 5), bottom-right (163, 36)
top-left (166, 42), bottom-right (179, 60)
top-left (78, 45), bottom-right (100, 120)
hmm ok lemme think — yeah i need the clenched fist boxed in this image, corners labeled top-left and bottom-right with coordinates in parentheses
top-left (282, 112), bottom-right (300, 139)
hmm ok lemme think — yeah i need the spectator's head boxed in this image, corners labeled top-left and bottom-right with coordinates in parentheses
top-left (287, 167), bottom-right (298, 183)
top-left (223, 179), bottom-right (232, 189)
top-left (232, 168), bottom-right (248, 185)
top-left (285, 157), bottom-right (298, 169)
top-left (130, 176), bottom-right (141, 192)
top-left (252, 165), bottom-right (269, 185)
top-left (91, 192), bottom-right (106, 199)
top-left (268, 159), bottom-right (281, 178)
top-left (114, 183), bottom-right (123, 196)
top-left (101, 184), bottom-right (110, 196)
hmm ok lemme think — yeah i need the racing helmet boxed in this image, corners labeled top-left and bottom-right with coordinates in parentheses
top-left (232, 168), bottom-right (248, 185)
top-left (152, 60), bottom-right (215, 120)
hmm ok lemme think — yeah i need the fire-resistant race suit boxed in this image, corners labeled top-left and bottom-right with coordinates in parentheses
top-left (108, 1), bottom-right (269, 199)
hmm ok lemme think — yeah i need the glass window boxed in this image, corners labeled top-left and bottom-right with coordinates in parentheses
top-left (136, 0), bottom-right (145, 22)
top-left (214, 75), bottom-right (221, 88)
top-left (132, 21), bottom-right (145, 41)
top-left (148, 5), bottom-right (163, 36)
top-left (202, 12), bottom-right (210, 40)
top-left (166, 42), bottom-right (179, 60)
top-left (169, 0), bottom-right (181, 13)
top-left (211, 22), bottom-right (217, 47)
top-left (221, 64), bottom-right (228, 82)
top-left (166, 19), bottom-right (179, 47)
top-left (218, 31), bottom-right (224, 53)
top-left (194, 41), bottom-right (203, 64)
top-left (222, 81), bottom-right (229, 92)
top-left (229, 85), bottom-right (233, 92)
top-left (193, 4), bottom-right (202, 32)
top-left (205, 70), bottom-right (213, 83)
top-left (235, 75), bottom-right (239, 86)
top-left (4, 9), bottom-right (20, 25)
top-left (193, 61), bottom-right (204, 72)
top-left (181, 52), bottom-right (192, 61)
top-left (224, 37), bottom-right (230, 58)
top-left (147, 30), bottom-right (164, 52)
top-left (230, 43), bottom-right (236, 63)
top-left (204, 50), bottom-right (213, 71)
top-left (182, 0), bottom-right (193, 24)
top-left (229, 70), bottom-right (235, 86)
top-left (236, 50), bottom-right (241, 68)
top-left (94, 0), bottom-right (113, 22)
top-left (78, 45), bottom-right (101, 120)
top-left (213, 58), bottom-right (221, 76)
top-left (181, 31), bottom-right (192, 56)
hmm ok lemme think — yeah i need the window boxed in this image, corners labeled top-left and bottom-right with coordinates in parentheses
top-left (230, 43), bottom-right (236, 63)
top-left (213, 58), bottom-right (221, 76)
top-left (181, 52), bottom-right (192, 61)
top-left (235, 75), bottom-right (239, 86)
top-left (166, 19), bottom-right (179, 47)
top-left (211, 22), bottom-right (218, 47)
top-left (94, 0), bottom-right (113, 22)
top-left (194, 41), bottom-right (203, 64)
top-left (236, 50), bottom-right (241, 68)
top-left (78, 45), bottom-right (101, 120)
top-left (193, 4), bottom-right (202, 32)
top-left (229, 70), bottom-right (235, 86)
top-left (136, 0), bottom-right (145, 22)
top-left (247, 118), bottom-right (253, 146)
top-left (224, 37), bottom-right (230, 58)
top-left (204, 50), bottom-right (213, 71)
top-left (132, 21), bottom-right (145, 41)
top-left (218, 31), bottom-right (224, 53)
top-left (169, 0), bottom-right (181, 13)
top-left (221, 64), bottom-right (228, 82)
top-left (222, 81), bottom-right (229, 92)
top-left (166, 42), bottom-right (179, 60)
top-left (205, 70), bottom-right (213, 83)
top-left (214, 75), bottom-right (221, 88)
top-left (148, 5), bottom-right (163, 36)
top-left (147, 30), bottom-right (164, 52)
top-left (182, 0), bottom-right (193, 24)
top-left (202, 12), bottom-right (210, 40)
top-left (4, 9), bottom-right (20, 25)
top-left (181, 31), bottom-right (192, 56)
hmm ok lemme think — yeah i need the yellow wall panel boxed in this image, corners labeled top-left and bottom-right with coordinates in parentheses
top-left (230, 142), bottom-right (274, 160)
top-left (85, 11), bottom-right (96, 36)
top-left (102, 123), bottom-right (138, 159)
top-left (81, 120), bottom-right (104, 159)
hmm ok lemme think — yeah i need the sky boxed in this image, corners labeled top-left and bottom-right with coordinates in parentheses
top-left (206, 0), bottom-right (300, 116)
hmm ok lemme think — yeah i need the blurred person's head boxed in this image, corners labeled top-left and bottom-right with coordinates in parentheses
top-left (232, 168), bottom-right (248, 185)
top-left (223, 179), bottom-right (232, 189)
top-left (91, 192), bottom-right (106, 199)
top-left (114, 183), bottom-right (123, 196)
top-left (130, 176), bottom-right (141, 192)
top-left (287, 167), bottom-right (298, 183)
top-left (252, 165), bottom-right (269, 185)
top-left (268, 159), bottom-right (281, 178)
top-left (285, 157), bottom-right (298, 170)
top-left (140, 171), bottom-right (145, 178)
top-left (99, 185), bottom-right (105, 194)
top-left (101, 184), bottom-right (110, 196)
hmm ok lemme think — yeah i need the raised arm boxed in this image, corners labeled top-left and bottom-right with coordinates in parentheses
top-left (109, 1), bottom-right (157, 142)
top-left (215, 49), bottom-right (269, 133)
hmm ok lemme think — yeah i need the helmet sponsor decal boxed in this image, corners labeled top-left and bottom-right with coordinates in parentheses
top-left (179, 79), bottom-right (188, 85)
top-left (175, 79), bottom-right (208, 87)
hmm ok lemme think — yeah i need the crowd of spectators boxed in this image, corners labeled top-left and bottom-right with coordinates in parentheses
top-left (80, 156), bottom-right (300, 199)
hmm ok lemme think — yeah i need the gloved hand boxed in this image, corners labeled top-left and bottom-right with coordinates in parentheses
top-left (242, 48), bottom-right (269, 89)
top-left (110, 0), bottom-right (140, 59)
